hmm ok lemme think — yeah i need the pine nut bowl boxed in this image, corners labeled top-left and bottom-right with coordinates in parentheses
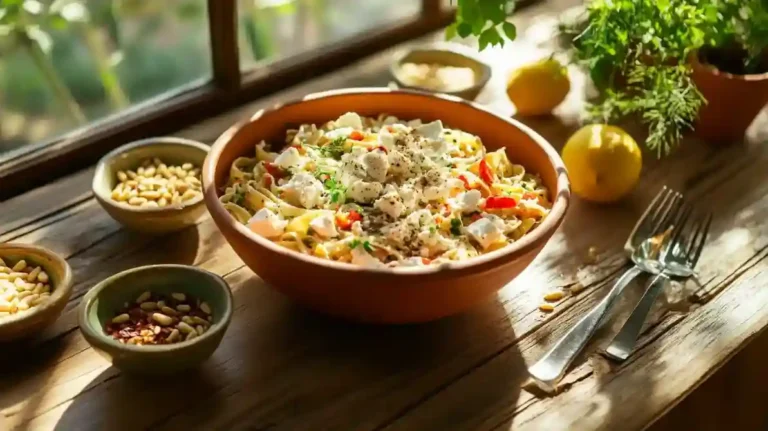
top-left (92, 137), bottom-right (210, 234)
top-left (0, 243), bottom-right (73, 342)
top-left (202, 88), bottom-right (570, 324)
top-left (78, 265), bottom-right (233, 375)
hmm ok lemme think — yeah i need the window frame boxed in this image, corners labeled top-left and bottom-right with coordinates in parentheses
top-left (0, 0), bottom-right (534, 199)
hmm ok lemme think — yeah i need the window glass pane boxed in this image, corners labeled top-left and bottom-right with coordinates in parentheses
top-left (0, 0), bottom-right (211, 158)
top-left (238, 0), bottom-right (421, 70)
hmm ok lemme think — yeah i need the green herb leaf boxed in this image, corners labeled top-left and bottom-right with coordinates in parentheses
top-left (502, 22), bottom-right (517, 40)
top-left (319, 136), bottom-right (347, 160)
top-left (450, 218), bottom-right (462, 236)
top-left (349, 239), bottom-right (361, 249)
top-left (362, 241), bottom-right (374, 253)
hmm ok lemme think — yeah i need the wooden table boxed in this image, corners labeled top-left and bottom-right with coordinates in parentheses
top-left (3, 1), bottom-right (768, 429)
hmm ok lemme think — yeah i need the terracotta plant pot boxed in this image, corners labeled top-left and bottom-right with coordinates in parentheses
top-left (202, 88), bottom-right (570, 324)
top-left (690, 50), bottom-right (768, 143)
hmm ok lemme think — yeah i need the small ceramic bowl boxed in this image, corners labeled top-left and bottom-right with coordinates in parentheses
top-left (92, 137), bottom-right (210, 234)
top-left (0, 243), bottom-right (73, 341)
top-left (390, 43), bottom-right (492, 100)
top-left (78, 265), bottom-right (233, 374)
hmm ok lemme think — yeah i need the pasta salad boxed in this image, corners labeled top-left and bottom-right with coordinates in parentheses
top-left (220, 112), bottom-right (551, 268)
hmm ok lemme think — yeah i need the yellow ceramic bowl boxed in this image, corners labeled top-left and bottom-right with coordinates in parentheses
top-left (92, 137), bottom-right (210, 234)
top-left (0, 243), bottom-right (73, 341)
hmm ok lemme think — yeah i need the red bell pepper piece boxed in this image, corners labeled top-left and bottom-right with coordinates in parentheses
top-left (348, 210), bottom-right (362, 223)
top-left (479, 159), bottom-right (494, 184)
top-left (349, 130), bottom-right (365, 141)
top-left (369, 145), bottom-right (388, 154)
top-left (335, 210), bottom-right (362, 230)
top-left (265, 163), bottom-right (286, 179)
top-left (484, 196), bottom-right (517, 210)
top-left (421, 257), bottom-right (432, 265)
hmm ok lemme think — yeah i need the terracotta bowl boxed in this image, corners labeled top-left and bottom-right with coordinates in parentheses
top-left (92, 137), bottom-right (210, 234)
top-left (0, 243), bottom-right (73, 341)
top-left (202, 88), bottom-right (570, 324)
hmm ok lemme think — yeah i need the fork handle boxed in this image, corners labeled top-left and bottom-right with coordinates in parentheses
top-left (603, 272), bottom-right (669, 362)
top-left (528, 265), bottom-right (644, 391)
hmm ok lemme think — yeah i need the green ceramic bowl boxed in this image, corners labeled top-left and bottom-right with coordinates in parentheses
top-left (92, 137), bottom-right (210, 234)
top-left (78, 265), bottom-right (233, 374)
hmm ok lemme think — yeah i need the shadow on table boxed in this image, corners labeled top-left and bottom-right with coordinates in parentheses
top-left (52, 276), bottom-right (526, 431)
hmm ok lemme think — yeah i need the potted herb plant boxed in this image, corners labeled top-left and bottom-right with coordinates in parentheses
top-left (567, 0), bottom-right (768, 152)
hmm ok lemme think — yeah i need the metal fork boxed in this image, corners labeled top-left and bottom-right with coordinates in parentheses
top-left (528, 187), bottom-right (685, 391)
top-left (604, 206), bottom-right (713, 361)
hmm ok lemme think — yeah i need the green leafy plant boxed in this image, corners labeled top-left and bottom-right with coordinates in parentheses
top-left (445, 0), bottom-right (517, 50)
top-left (570, 0), bottom-right (768, 156)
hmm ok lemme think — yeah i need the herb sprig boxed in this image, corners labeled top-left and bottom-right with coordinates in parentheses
top-left (445, 0), bottom-right (518, 50)
top-left (315, 170), bottom-right (346, 204)
top-left (319, 136), bottom-right (347, 160)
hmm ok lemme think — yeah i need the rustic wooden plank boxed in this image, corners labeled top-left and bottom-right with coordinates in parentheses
top-left (2, 0), bottom-right (768, 430)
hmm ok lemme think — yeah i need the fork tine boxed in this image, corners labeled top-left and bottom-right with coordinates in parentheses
top-left (689, 213), bottom-right (713, 266)
top-left (668, 204), bottom-right (693, 252)
top-left (625, 187), bottom-right (673, 251)
top-left (651, 192), bottom-right (683, 237)
top-left (646, 187), bottom-right (674, 230)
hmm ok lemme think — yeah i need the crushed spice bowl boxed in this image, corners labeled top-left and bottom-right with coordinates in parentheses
top-left (78, 264), bottom-right (233, 374)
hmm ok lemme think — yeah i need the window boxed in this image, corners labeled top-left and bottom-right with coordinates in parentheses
top-left (0, 0), bottom-right (211, 160)
top-left (237, 0), bottom-right (421, 69)
top-left (0, 0), bottom-right (456, 199)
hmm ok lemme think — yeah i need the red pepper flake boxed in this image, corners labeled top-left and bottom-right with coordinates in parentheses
top-left (458, 175), bottom-right (472, 190)
top-left (265, 163), bottom-right (286, 179)
top-left (479, 159), bottom-right (494, 184)
top-left (421, 257), bottom-right (432, 265)
top-left (522, 191), bottom-right (538, 200)
top-left (484, 196), bottom-right (517, 210)
top-left (349, 130), bottom-right (365, 141)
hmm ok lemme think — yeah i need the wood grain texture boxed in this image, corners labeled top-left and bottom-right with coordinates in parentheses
top-left (2, 0), bottom-right (768, 430)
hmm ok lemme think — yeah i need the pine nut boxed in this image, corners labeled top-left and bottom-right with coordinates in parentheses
top-left (26, 267), bottom-right (41, 282)
top-left (127, 170), bottom-right (138, 179)
top-left (543, 291), bottom-right (565, 302)
top-left (171, 292), bottom-right (186, 301)
top-left (135, 291), bottom-right (151, 303)
top-left (181, 316), bottom-right (194, 325)
top-left (17, 301), bottom-right (30, 311)
top-left (160, 306), bottom-right (178, 316)
top-left (117, 171), bottom-right (128, 181)
top-left (128, 197), bottom-right (147, 206)
top-left (21, 294), bottom-right (39, 305)
top-left (539, 304), bottom-right (555, 312)
top-left (140, 301), bottom-right (158, 311)
top-left (570, 282), bottom-right (585, 294)
top-left (139, 190), bottom-right (161, 200)
top-left (200, 302), bottom-right (211, 315)
top-left (12, 260), bottom-right (26, 272)
top-left (152, 313), bottom-right (173, 326)
top-left (181, 163), bottom-right (193, 171)
top-left (196, 325), bottom-right (205, 336)
top-left (167, 329), bottom-right (181, 342)
top-left (177, 321), bottom-right (195, 334)
top-left (191, 316), bottom-right (209, 326)
top-left (37, 271), bottom-right (49, 283)
top-left (185, 331), bottom-right (198, 341)
top-left (181, 190), bottom-right (198, 201)
top-left (112, 313), bottom-right (130, 324)
top-left (176, 304), bottom-right (191, 312)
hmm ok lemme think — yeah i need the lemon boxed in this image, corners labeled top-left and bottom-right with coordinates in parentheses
top-left (562, 124), bottom-right (642, 203)
top-left (507, 58), bottom-right (570, 116)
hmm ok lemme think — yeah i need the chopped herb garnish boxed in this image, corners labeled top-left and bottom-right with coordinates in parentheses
top-left (349, 239), bottom-right (361, 249)
top-left (231, 190), bottom-right (245, 206)
top-left (319, 136), bottom-right (347, 160)
top-left (363, 241), bottom-right (374, 253)
top-left (450, 218), bottom-right (462, 236)
top-left (429, 225), bottom-right (437, 234)
top-left (316, 170), bottom-right (346, 204)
